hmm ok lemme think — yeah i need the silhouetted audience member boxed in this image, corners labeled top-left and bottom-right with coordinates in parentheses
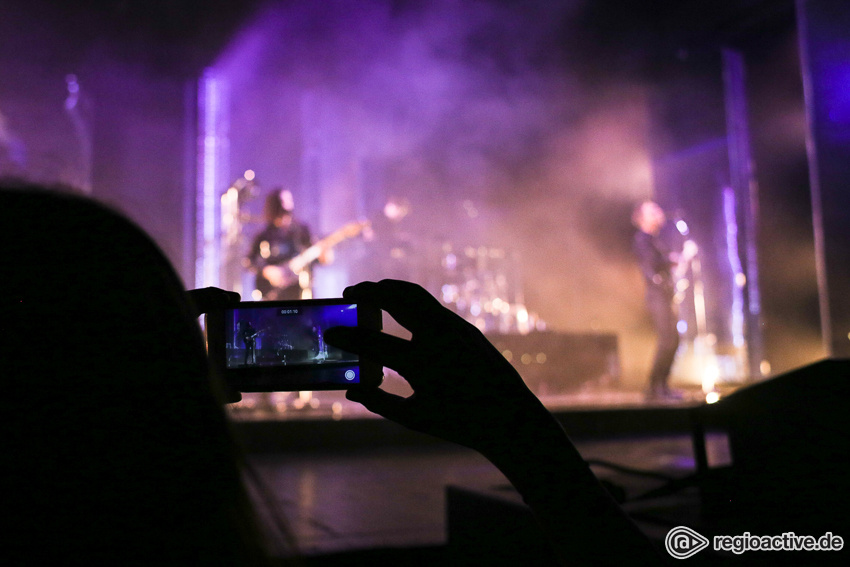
top-left (1, 182), bottom-right (663, 565)
top-left (1, 184), bottom-right (273, 565)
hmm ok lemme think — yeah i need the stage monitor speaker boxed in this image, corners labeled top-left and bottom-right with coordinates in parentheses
top-left (691, 358), bottom-right (850, 535)
top-left (485, 331), bottom-right (620, 396)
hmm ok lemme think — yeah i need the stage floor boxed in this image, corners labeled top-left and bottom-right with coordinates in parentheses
top-left (227, 380), bottom-right (746, 561)
top-left (243, 433), bottom-right (729, 559)
top-left (228, 384), bottom-right (723, 423)
top-left (230, 381), bottom-right (734, 561)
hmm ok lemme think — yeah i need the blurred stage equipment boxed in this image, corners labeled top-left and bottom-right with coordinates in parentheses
top-left (670, 237), bottom-right (722, 397)
top-left (439, 242), bottom-right (620, 395)
top-left (670, 228), bottom-right (748, 400)
top-left (690, 358), bottom-right (850, 534)
top-left (440, 244), bottom-right (535, 335)
top-left (220, 170), bottom-right (259, 295)
top-left (486, 332), bottom-right (620, 396)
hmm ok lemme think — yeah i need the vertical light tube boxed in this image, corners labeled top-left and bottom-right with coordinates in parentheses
top-left (63, 74), bottom-right (92, 194)
top-left (796, 0), bottom-right (832, 355)
top-left (723, 48), bottom-right (764, 380)
top-left (723, 187), bottom-right (746, 350)
top-left (196, 69), bottom-right (230, 289)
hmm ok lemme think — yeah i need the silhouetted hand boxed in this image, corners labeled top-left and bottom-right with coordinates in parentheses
top-left (324, 279), bottom-right (549, 454)
top-left (326, 281), bottom-right (664, 566)
top-left (187, 287), bottom-right (241, 318)
top-left (187, 287), bottom-right (242, 403)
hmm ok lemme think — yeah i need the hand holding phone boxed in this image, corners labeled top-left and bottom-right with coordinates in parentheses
top-left (187, 287), bottom-right (243, 402)
top-left (206, 298), bottom-right (382, 392)
top-left (323, 281), bottom-right (665, 567)
top-left (323, 280), bottom-right (546, 453)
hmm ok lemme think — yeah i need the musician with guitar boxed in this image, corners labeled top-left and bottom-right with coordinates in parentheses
top-left (632, 200), bottom-right (698, 401)
top-left (236, 320), bottom-right (260, 366)
top-left (246, 189), bottom-right (369, 301)
top-left (245, 189), bottom-right (319, 300)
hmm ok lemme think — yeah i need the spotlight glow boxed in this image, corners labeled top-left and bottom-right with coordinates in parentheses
top-left (702, 358), bottom-right (720, 394)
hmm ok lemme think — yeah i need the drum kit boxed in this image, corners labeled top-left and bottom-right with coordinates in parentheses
top-left (438, 242), bottom-right (540, 335)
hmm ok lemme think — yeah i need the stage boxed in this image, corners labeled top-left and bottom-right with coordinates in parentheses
top-left (229, 390), bottom-right (732, 563)
top-left (235, 413), bottom-right (729, 564)
top-left (228, 384), bottom-right (729, 452)
top-left (231, 361), bottom-right (849, 565)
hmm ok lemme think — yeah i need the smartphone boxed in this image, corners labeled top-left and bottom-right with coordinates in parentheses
top-left (205, 298), bottom-right (382, 392)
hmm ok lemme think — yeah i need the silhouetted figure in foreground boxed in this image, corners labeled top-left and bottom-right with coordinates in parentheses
top-left (2, 185), bottom-right (273, 565)
top-left (2, 183), bottom-right (663, 565)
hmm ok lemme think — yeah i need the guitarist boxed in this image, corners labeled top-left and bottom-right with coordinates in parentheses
top-left (246, 189), bottom-right (331, 300)
top-left (632, 200), bottom-right (696, 402)
top-left (236, 320), bottom-right (260, 365)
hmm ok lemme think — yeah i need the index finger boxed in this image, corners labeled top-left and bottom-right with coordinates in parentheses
top-left (342, 280), bottom-right (449, 335)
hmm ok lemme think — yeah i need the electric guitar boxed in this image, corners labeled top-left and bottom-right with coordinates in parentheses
top-left (261, 220), bottom-right (370, 296)
top-left (673, 240), bottom-right (699, 280)
top-left (672, 239), bottom-right (699, 303)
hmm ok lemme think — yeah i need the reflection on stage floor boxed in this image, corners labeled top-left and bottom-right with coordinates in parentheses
top-left (227, 382), bottom-right (736, 423)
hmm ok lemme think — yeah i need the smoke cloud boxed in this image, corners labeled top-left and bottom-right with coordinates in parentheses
top-left (209, 0), bottom-right (657, 383)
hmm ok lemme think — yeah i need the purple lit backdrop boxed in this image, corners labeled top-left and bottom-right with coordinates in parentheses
top-left (1, 0), bottom-right (831, 384)
top-left (206, 0), bottom-right (657, 383)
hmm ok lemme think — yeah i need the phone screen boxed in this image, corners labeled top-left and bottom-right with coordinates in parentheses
top-left (208, 299), bottom-right (381, 391)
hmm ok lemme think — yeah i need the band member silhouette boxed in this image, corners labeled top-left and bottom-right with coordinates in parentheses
top-left (632, 201), bottom-right (683, 400)
top-left (237, 320), bottom-right (259, 366)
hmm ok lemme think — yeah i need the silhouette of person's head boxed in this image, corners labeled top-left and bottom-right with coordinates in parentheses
top-left (632, 200), bottom-right (666, 235)
top-left (1, 184), bottom-right (269, 565)
top-left (264, 188), bottom-right (295, 227)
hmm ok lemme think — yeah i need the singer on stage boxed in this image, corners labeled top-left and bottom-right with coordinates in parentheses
top-left (632, 200), bottom-right (682, 401)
